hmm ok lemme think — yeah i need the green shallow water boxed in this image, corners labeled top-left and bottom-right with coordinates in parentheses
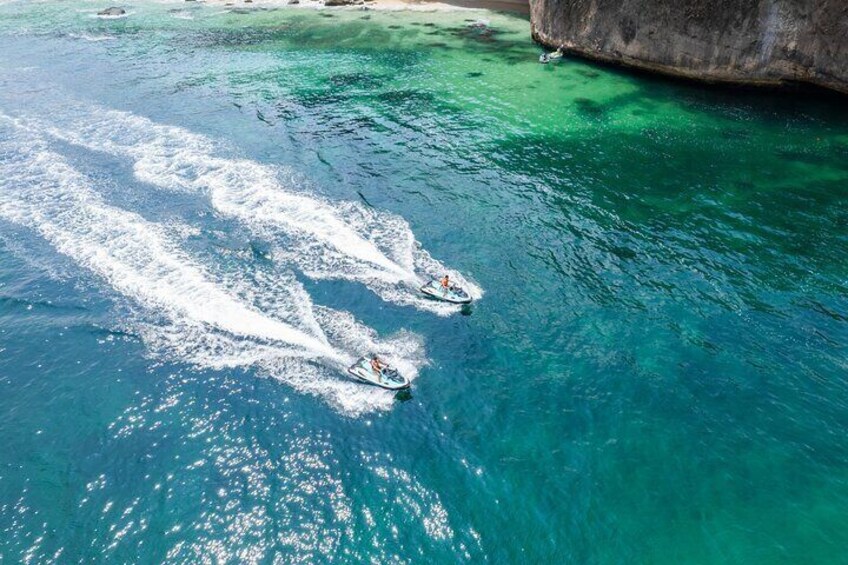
top-left (0, 2), bottom-right (846, 562)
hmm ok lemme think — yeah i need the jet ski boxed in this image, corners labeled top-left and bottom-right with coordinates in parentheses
top-left (420, 279), bottom-right (472, 304)
top-left (347, 356), bottom-right (410, 390)
top-left (539, 48), bottom-right (564, 64)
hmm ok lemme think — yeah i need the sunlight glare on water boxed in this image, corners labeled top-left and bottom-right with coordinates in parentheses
top-left (0, 1), bottom-right (846, 562)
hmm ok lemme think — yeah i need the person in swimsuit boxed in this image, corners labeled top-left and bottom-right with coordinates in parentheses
top-left (440, 274), bottom-right (450, 295)
top-left (370, 355), bottom-right (387, 380)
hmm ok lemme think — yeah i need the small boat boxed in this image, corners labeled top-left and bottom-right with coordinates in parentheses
top-left (539, 48), bottom-right (564, 64)
top-left (347, 356), bottom-right (410, 390)
top-left (420, 279), bottom-right (472, 304)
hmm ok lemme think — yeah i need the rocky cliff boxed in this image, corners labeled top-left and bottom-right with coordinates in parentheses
top-left (530, 0), bottom-right (848, 94)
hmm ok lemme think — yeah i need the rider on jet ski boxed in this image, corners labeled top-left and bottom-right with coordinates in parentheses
top-left (440, 274), bottom-right (451, 294)
top-left (370, 355), bottom-right (388, 375)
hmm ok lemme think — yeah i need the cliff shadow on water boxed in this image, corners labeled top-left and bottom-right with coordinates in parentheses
top-left (484, 80), bottom-right (848, 284)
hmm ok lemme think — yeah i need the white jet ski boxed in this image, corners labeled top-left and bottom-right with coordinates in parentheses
top-left (420, 279), bottom-right (472, 304)
top-left (347, 356), bottom-right (410, 391)
top-left (539, 48), bottom-right (564, 64)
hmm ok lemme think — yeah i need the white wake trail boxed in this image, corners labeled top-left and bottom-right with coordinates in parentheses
top-left (29, 102), bottom-right (482, 314)
top-left (0, 122), bottom-right (422, 415)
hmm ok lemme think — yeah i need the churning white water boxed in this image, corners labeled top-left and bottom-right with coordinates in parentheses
top-left (26, 101), bottom-right (482, 315)
top-left (0, 118), bottom-right (425, 415)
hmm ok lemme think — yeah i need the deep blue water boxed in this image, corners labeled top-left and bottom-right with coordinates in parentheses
top-left (1, 2), bottom-right (847, 562)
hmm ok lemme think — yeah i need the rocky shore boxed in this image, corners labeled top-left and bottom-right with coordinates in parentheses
top-left (530, 0), bottom-right (848, 94)
top-left (178, 0), bottom-right (485, 12)
top-left (103, 0), bottom-right (846, 94)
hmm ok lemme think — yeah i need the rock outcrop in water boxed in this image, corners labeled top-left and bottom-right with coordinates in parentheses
top-left (97, 7), bottom-right (126, 16)
top-left (530, 0), bottom-right (848, 94)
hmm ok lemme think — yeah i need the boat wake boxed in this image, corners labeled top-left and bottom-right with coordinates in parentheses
top-left (25, 101), bottom-right (482, 315)
top-left (0, 119), bottom-right (424, 416)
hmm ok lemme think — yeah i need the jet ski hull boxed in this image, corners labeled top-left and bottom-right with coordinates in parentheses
top-left (420, 280), bottom-right (472, 304)
top-left (347, 356), bottom-right (410, 390)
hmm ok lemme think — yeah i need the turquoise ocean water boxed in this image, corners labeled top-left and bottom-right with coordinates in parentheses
top-left (0, 2), bottom-right (847, 562)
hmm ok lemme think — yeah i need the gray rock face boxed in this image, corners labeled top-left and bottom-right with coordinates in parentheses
top-left (530, 0), bottom-right (848, 94)
top-left (97, 7), bottom-right (126, 16)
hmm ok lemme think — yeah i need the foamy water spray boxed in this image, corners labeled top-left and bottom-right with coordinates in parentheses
top-left (0, 120), bottom-right (422, 415)
top-left (30, 102), bottom-right (482, 314)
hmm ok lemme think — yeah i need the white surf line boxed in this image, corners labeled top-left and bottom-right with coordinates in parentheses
top-left (28, 103), bottom-right (482, 314)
